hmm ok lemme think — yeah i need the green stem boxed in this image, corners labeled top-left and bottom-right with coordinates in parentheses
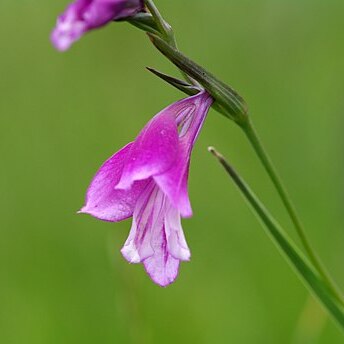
top-left (143, 0), bottom-right (199, 87)
top-left (208, 147), bottom-right (344, 331)
top-left (240, 118), bottom-right (344, 307)
top-left (139, 0), bottom-right (344, 308)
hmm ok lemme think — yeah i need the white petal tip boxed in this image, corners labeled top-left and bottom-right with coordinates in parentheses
top-left (121, 246), bottom-right (141, 264)
top-left (77, 208), bottom-right (86, 214)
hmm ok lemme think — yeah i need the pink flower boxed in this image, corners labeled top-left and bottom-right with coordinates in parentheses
top-left (79, 91), bottom-right (213, 286)
top-left (51, 0), bottom-right (144, 51)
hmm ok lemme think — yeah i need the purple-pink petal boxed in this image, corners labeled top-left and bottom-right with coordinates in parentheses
top-left (51, 3), bottom-right (89, 51)
top-left (79, 143), bottom-right (149, 222)
top-left (116, 110), bottom-right (179, 190)
top-left (154, 148), bottom-right (192, 217)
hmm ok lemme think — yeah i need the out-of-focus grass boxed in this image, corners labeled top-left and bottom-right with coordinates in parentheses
top-left (1, 1), bottom-right (344, 343)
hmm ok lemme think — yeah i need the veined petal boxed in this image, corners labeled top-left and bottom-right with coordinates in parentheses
top-left (142, 204), bottom-right (181, 287)
top-left (143, 240), bottom-right (180, 287)
top-left (79, 143), bottom-right (149, 222)
top-left (116, 110), bottom-right (180, 189)
top-left (164, 203), bottom-right (190, 261)
top-left (121, 183), bottom-right (189, 287)
top-left (121, 181), bottom-right (163, 263)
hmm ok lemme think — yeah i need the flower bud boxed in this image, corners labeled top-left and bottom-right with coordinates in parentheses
top-left (51, 0), bottom-right (144, 51)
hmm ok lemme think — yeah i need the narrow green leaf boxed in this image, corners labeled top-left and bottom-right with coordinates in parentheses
top-left (209, 147), bottom-right (344, 330)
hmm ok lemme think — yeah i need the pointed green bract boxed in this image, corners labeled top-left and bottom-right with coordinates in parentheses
top-left (148, 34), bottom-right (248, 123)
top-left (146, 67), bottom-right (200, 96)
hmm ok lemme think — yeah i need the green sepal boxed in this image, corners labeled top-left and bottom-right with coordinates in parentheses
top-left (147, 67), bottom-right (229, 115)
top-left (126, 13), bottom-right (160, 36)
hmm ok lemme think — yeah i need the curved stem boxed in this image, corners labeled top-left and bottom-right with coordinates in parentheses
top-left (208, 146), bottom-right (344, 331)
top-left (240, 118), bottom-right (344, 306)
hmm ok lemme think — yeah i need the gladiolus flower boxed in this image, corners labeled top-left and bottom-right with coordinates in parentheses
top-left (51, 0), bottom-right (144, 51)
top-left (79, 91), bottom-right (213, 286)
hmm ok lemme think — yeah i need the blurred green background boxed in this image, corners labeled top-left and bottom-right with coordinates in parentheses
top-left (1, 0), bottom-right (344, 343)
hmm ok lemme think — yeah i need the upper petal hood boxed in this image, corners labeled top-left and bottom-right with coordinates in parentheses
top-left (154, 91), bottom-right (213, 217)
top-left (115, 103), bottom-right (183, 190)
